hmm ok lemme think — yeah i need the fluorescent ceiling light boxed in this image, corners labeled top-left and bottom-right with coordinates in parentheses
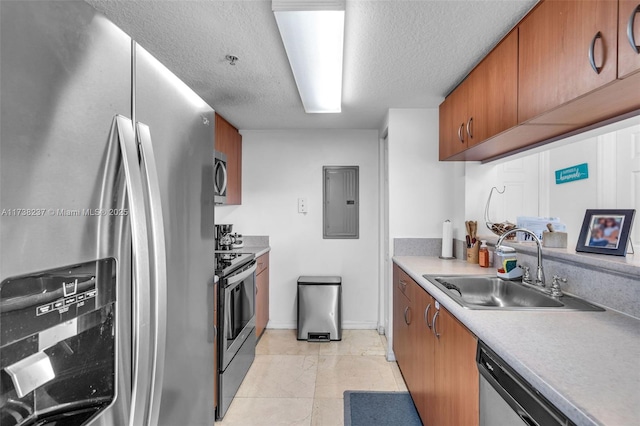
top-left (273, 0), bottom-right (345, 113)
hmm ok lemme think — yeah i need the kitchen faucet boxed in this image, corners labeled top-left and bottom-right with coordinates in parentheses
top-left (496, 228), bottom-right (546, 288)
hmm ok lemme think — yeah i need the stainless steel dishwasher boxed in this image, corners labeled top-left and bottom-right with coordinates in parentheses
top-left (476, 341), bottom-right (576, 426)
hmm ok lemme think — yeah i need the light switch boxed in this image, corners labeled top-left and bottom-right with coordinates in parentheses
top-left (298, 197), bottom-right (308, 213)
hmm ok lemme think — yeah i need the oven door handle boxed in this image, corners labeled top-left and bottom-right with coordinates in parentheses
top-left (225, 262), bottom-right (257, 290)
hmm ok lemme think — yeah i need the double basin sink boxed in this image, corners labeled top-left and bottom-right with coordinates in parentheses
top-left (422, 275), bottom-right (604, 311)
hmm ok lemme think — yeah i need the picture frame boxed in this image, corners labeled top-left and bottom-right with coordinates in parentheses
top-left (576, 209), bottom-right (635, 256)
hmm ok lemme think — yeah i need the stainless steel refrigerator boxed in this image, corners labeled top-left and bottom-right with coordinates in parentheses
top-left (0, 1), bottom-right (216, 425)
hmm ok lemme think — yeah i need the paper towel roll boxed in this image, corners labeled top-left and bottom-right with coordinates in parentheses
top-left (441, 220), bottom-right (453, 258)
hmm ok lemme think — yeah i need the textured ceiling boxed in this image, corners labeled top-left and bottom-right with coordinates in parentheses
top-left (87, 0), bottom-right (537, 130)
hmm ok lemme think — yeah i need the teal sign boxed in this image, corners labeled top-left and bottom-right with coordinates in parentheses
top-left (555, 163), bottom-right (589, 184)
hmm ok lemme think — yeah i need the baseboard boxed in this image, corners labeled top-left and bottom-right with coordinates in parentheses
top-left (265, 321), bottom-right (297, 329)
top-left (386, 349), bottom-right (396, 362)
top-left (266, 321), bottom-right (378, 330)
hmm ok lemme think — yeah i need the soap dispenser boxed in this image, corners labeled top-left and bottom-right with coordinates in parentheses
top-left (479, 240), bottom-right (489, 267)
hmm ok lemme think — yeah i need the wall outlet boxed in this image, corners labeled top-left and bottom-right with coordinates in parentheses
top-left (298, 197), bottom-right (308, 213)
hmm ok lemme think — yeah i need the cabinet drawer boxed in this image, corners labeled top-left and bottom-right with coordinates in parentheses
top-left (397, 269), bottom-right (414, 301)
top-left (256, 252), bottom-right (269, 276)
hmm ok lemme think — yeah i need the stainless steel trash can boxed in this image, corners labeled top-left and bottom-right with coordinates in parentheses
top-left (297, 276), bottom-right (342, 341)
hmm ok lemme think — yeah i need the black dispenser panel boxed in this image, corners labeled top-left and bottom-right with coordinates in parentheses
top-left (0, 259), bottom-right (117, 426)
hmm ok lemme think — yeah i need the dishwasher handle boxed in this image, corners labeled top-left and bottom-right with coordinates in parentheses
top-left (476, 341), bottom-right (575, 426)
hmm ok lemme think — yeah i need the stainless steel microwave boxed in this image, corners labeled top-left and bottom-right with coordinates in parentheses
top-left (214, 150), bottom-right (227, 204)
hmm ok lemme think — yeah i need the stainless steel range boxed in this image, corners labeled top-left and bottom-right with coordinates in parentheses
top-left (215, 252), bottom-right (257, 419)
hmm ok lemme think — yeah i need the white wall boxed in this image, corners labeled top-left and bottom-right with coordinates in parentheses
top-left (216, 129), bottom-right (380, 329)
top-left (384, 108), bottom-right (457, 358)
top-left (464, 156), bottom-right (540, 239)
top-left (388, 108), bottom-right (457, 240)
top-left (543, 137), bottom-right (598, 243)
top-left (462, 118), bottom-right (640, 248)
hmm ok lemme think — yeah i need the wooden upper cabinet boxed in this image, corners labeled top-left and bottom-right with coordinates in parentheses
top-left (439, 0), bottom-right (640, 162)
top-left (215, 113), bottom-right (242, 205)
top-left (439, 79), bottom-right (468, 160)
top-left (450, 80), bottom-right (470, 153)
top-left (619, 0), bottom-right (640, 78)
top-left (439, 30), bottom-right (517, 159)
top-left (469, 30), bottom-right (518, 146)
top-left (518, 0), bottom-right (618, 124)
top-left (438, 93), bottom-right (456, 160)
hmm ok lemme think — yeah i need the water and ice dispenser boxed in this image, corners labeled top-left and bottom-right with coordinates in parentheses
top-left (0, 259), bottom-right (117, 425)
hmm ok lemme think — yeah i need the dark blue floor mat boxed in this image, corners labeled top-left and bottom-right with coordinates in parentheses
top-left (344, 391), bottom-right (422, 426)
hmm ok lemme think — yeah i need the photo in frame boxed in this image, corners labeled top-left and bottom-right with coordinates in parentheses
top-left (576, 209), bottom-right (635, 256)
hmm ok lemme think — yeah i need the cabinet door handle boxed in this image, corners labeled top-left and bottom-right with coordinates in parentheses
top-left (432, 311), bottom-right (440, 338)
top-left (403, 306), bottom-right (412, 325)
top-left (424, 303), bottom-right (432, 329)
top-left (628, 4), bottom-right (640, 54)
top-left (399, 280), bottom-right (407, 292)
top-left (466, 117), bottom-right (473, 139)
top-left (588, 31), bottom-right (603, 74)
top-left (457, 123), bottom-right (465, 143)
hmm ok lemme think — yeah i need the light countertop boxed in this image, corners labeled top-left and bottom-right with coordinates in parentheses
top-left (393, 256), bottom-right (640, 426)
top-left (219, 245), bottom-right (270, 258)
top-left (242, 246), bottom-right (270, 258)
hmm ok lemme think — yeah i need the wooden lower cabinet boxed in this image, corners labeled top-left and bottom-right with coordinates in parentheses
top-left (393, 263), bottom-right (479, 426)
top-left (392, 264), bottom-right (413, 376)
top-left (255, 252), bottom-right (269, 338)
top-left (432, 306), bottom-right (479, 426)
top-left (412, 283), bottom-right (436, 425)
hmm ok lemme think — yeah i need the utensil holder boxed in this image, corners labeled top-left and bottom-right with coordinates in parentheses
top-left (542, 231), bottom-right (567, 248)
top-left (466, 243), bottom-right (479, 264)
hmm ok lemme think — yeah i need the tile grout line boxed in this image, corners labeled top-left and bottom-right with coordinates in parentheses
top-left (223, 330), bottom-right (396, 425)
top-left (311, 346), bottom-right (320, 426)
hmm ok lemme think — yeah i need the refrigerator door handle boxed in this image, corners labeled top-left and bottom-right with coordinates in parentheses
top-left (112, 115), bottom-right (153, 426)
top-left (136, 122), bottom-right (168, 426)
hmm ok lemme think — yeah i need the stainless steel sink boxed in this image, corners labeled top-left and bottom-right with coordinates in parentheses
top-left (422, 275), bottom-right (604, 311)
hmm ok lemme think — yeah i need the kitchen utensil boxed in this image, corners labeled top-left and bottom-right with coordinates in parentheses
top-left (470, 221), bottom-right (477, 244)
top-left (231, 233), bottom-right (244, 249)
top-left (215, 224), bottom-right (235, 250)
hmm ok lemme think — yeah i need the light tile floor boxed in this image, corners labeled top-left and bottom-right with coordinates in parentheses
top-left (215, 329), bottom-right (407, 426)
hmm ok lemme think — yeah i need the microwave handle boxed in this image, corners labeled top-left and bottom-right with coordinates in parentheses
top-left (215, 159), bottom-right (228, 195)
